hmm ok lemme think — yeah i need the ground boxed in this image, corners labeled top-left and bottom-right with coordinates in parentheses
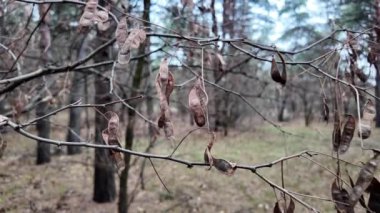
top-left (0, 120), bottom-right (379, 213)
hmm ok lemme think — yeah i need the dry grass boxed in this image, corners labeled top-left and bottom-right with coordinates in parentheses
top-left (0, 120), bottom-right (379, 212)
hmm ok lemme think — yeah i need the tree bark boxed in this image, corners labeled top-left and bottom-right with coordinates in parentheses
top-left (66, 35), bottom-right (89, 155)
top-left (118, 1), bottom-right (150, 212)
top-left (92, 1), bottom-right (116, 200)
top-left (93, 67), bottom-right (116, 203)
top-left (375, 0), bottom-right (380, 127)
top-left (36, 101), bottom-right (51, 164)
top-left (36, 4), bottom-right (51, 165)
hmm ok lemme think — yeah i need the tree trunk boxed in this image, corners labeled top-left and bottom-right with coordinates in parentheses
top-left (93, 73), bottom-right (116, 203)
top-left (375, 0), bottom-right (380, 127)
top-left (66, 35), bottom-right (89, 155)
top-left (36, 4), bottom-right (51, 165)
top-left (92, 8), bottom-right (116, 201)
top-left (36, 101), bottom-right (51, 164)
top-left (118, 1), bottom-right (150, 212)
top-left (375, 62), bottom-right (380, 127)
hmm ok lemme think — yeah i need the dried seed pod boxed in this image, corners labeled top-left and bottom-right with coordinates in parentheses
top-left (367, 177), bottom-right (380, 212)
top-left (79, 0), bottom-right (98, 28)
top-left (115, 15), bottom-right (127, 48)
top-left (117, 49), bottom-right (130, 65)
top-left (166, 72), bottom-right (174, 103)
top-left (347, 173), bottom-right (367, 209)
top-left (97, 19), bottom-right (110, 31)
top-left (349, 153), bottom-right (380, 207)
top-left (322, 97), bottom-right (329, 123)
top-left (105, 111), bottom-right (119, 136)
top-left (189, 87), bottom-right (205, 126)
top-left (163, 120), bottom-right (174, 139)
top-left (127, 29), bottom-right (141, 49)
top-left (95, 8), bottom-right (108, 23)
top-left (331, 178), bottom-right (353, 213)
top-left (117, 28), bottom-right (147, 64)
top-left (339, 114), bottom-right (355, 154)
top-left (159, 58), bottom-right (169, 81)
top-left (101, 111), bottom-right (124, 172)
top-left (204, 133), bottom-right (215, 169)
top-left (273, 198), bottom-right (295, 213)
top-left (102, 129), bottom-right (125, 172)
top-left (203, 133), bottom-right (236, 175)
top-left (189, 78), bottom-right (208, 127)
top-left (270, 52), bottom-right (286, 86)
top-left (137, 29), bottom-right (146, 43)
top-left (358, 99), bottom-right (376, 139)
top-left (271, 56), bottom-right (282, 85)
top-left (157, 114), bottom-right (165, 128)
top-left (155, 58), bottom-right (175, 138)
top-left (332, 113), bottom-right (341, 152)
top-left (126, 29), bottom-right (146, 49)
top-left (212, 158), bottom-right (236, 175)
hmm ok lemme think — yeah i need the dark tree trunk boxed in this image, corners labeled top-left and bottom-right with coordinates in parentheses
top-left (93, 75), bottom-right (116, 203)
top-left (375, 0), bottom-right (380, 127)
top-left (36, 4), bottom-right (51, 165)
top-left (375, 63), bottom-right (380, 127)
top-left (118, 1), bottom-right (150, 212)
top-left (66, 35), bottom-right (89, 155)
top-left (92, 5), bottom-right (116, 201)
top-left (36, 101), bottom-right (51, 164)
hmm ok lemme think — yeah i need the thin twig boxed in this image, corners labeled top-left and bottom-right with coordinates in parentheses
top-left (148, 158), bottom-right (171, 194)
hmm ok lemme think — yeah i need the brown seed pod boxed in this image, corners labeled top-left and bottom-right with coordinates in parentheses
top-left (273, 198), bottom-right (295, 213)
top-left (117, 49), bottom-right (130, 65)
top-left (118, 28), bottom-right (147, 64)
top-left (349, 153), bottom-right (380, 207)
top-left (347, 173), bottom-right (367, 209)
top-left (155, 58), bottom-right (175, 138)
top-left (189, 78), bottom-right (208, 127)
top-left (101, 111), bottom-right (124, 172)
top-left (358, 99), bottom-right (376, 139)
top-left (203, 133), bottom-right (236, 175)
top-left (331, 178), bottom-right (353, 213)
top-left (137, 29), bottom-right (146, 43)
top-left (204, 132), bottom-right (215, 170)
top-left (339, 114), bottom-right (355, 154)
top-left (95, 7), bottom-right (108, 23)
top-left (115, 15), bottom-right (127, 48)
top-left (322, 97), bottom-right (329, 123)
top-left (126, 29), bottom-right (146, 49)
top-left (366, 177), bottom-right (380, 212)
top-left (79, 0), bottom-right (98, 28)
top-left (105, 111), bottom-right (119, 136)
top-left (270, 52), bottom-right (286, 86)
top-left (212, 158), bottom-right (236, 175)
top-left (332, 112), bottom-right (341, 152)
top-left (163, 120), bottom-right (174, 139)
top-left (97, 19), bottom-right (110, 31)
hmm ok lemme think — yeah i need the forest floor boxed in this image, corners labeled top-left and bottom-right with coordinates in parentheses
top-left (0, 119), bottom-right (379, 213)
